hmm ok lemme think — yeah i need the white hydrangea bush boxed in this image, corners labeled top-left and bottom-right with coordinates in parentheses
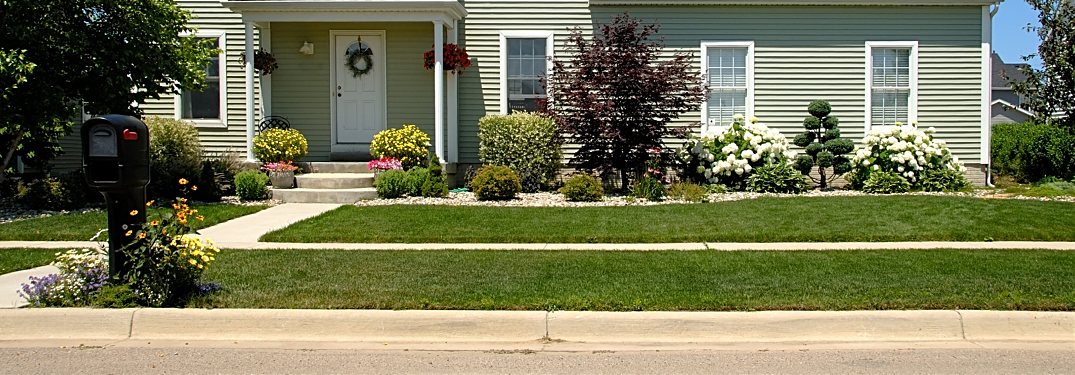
top-left (849, 122), bottom-right (966, 188)
top-left (679, 115), bottom-right (798, 189)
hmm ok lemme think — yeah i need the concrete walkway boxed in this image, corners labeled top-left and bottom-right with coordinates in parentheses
top-left (196, 203), bottom-right (341, 243)
top-left (0, 265), bottom-right (59, 308)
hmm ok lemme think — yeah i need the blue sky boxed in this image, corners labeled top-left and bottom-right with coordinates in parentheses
top-left (992, 0), bottom-right (1043, 68)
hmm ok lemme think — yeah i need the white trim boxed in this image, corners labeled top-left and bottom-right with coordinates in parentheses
top-left (328, 30), bottom-right (389, 154)
top-left (864, 41), bottom-right (919, 130)
top-left (223, 0), bottom-right (467, 22)
top-left (175, 30), bottom-right (227, 129)
top-left (244, 22), bottom-right (256, 161)
top-left (991, 99), bottom-right (1035, 117)
top-left (434, 21), bottom-right (445, 162)
top-left (261, 22), bottom-right (272, 117)
top-left (447, 20), bottom-right (459, 163)
top-left (499, 31), bottom-right (555, 114)
top-left (699, 41), bottom-right (754, 131)
top-left (981, 5), bottom-right (992, 166)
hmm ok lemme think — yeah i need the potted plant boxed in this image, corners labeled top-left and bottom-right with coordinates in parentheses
top-left (262, 161), bottom-right (299, 189)
top-left (423, 43), bottom-right (471, 74)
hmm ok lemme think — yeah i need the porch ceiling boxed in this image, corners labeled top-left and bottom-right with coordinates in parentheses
top-left (221, 0), bottom-right (467, 24)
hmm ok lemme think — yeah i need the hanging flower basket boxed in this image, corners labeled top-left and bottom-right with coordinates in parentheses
top-left (239, 48), bottom-right (279, 76)
top-left (423, 43), bottom-right (471, 75)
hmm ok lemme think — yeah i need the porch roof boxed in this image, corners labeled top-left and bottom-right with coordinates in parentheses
top-left (221, 0), bottom-right (467, 24)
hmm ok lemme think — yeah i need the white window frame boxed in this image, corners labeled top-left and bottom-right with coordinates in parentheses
top-left (865, 41), bottom-right (918, 130)
top-left (175, 30), bottom-right (227, 128)
top-left (700, 41), bottom-right (754, 132)
top-left (499, 31), bottom-right (554, 114)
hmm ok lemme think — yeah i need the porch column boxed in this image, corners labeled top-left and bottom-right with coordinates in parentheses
top-left (447, 21), bottom-right (458, 163)
top-left (244, 20), bottom-right (256, 161)
top-left (433, 20), bottom-right (445, 162)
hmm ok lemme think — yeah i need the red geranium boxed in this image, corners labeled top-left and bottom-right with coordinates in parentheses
top-left (423, 43), bottom-right (471, 74)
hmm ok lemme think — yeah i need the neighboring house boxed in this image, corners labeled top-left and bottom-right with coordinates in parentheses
top-left (59, 0), bottom-right (1000, 186)
top-left (990, 52), bottom-right (1035, 125)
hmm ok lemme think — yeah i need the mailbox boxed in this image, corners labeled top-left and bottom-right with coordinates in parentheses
top-left (80, 115), bottom-right (151, 279)
top-left (81, 115), bottom-right (150, 190)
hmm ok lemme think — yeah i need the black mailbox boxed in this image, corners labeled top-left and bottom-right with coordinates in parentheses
top-left (80, 115), bottom-right (151, 279)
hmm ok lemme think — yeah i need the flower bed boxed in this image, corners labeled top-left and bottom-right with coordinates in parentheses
top-left (849, 123), bottom-right (966, 189)
top-left (680, 115), bottom-right (797, 189)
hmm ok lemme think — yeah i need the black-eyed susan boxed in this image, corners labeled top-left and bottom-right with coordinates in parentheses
top-left (178, 178), bottom-right (188, 185)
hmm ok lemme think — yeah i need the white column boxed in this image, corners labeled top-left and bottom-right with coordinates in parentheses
top-left (433, 20), bottom-right (445, 162)
top-left (261, 22), bottom-right (272, 117)
top-left (447, 21), bottom-right (458, 164)
top-left (244, 20), bottom-right (256, 161)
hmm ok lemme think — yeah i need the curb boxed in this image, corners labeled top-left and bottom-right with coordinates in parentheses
top-left (1, 309), bottom-right (1071, 345)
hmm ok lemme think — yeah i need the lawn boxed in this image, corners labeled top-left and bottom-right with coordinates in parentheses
top-left (0, 249), bottom-right (56, 274)
top-left (261, 196), bottom-right (1075, 243)
top-left (187, 249), bottom-right (1075, 311)
top-left (0, 204), bottom-right (268, 241)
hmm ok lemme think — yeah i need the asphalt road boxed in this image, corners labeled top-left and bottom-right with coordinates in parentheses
top-left (1, 346), bottom-right (1073, 374)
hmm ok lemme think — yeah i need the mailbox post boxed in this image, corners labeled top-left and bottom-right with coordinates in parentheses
top-left (81, 115), bottom-right (151, 279)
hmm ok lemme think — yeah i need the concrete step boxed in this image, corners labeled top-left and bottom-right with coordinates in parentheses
top-left (306, 162), bottom-right (370, 174)
top-left (295, 173), bottom-right (374, 189)
top-left (271, 187), bottom-right (378, 203)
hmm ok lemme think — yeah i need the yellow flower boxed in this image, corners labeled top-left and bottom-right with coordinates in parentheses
top-left (150, 220), bottom-right (159, 226)
top-left (137, 232), bottom-right (146, 239)
top-left (188, 259), bottom-right (197, 265)
top-left (125, 230), bottom-right (133, 237)
top-left (191, 185), bottom-right (198, 191)
top-left (146, 200), bottom-right (155, 207)
top-left (129, 210), bottom-right (138, 216)
top-left (178, 178), bottom-right (188, 185)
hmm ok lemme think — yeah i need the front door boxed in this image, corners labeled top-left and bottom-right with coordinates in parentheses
top-left (332, 31), bottom-right (386, 153)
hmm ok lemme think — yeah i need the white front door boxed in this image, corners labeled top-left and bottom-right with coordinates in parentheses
top-left (332, 31), bottom-right (386, 150)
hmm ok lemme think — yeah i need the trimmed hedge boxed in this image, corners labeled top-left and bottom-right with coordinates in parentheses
top-left (992, 122), bottom-right (1075, 182)
top-left (478, 112), bottom-right (562, 192)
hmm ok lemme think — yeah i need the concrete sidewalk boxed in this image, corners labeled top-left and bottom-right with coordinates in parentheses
top-left (0, 309), bottom-right (1071, 349)
top-left (2, 241), bottom-right (1075, 250)
top-left (0, 265), bottom-right (59, 308)
top-left (197, 203), bottom-right (341, 243)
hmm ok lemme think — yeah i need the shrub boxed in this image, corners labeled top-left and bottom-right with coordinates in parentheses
top-left (478, 112), bottom-right (562, 192)
top-left (559, 174), bottom-right (604, 202)
top-left (420, 155), bottom-right (449, 198)
top-left (90, 284), bottom-right (139, 308)
top-left (234, 170), bottom-right (269, 201)
top-left (375, 169), bottom-right (409, 199)
top-left (791, 100), bottom-right (854, 189)
top-left (861, 171), bottom-right (911, 194)
top-left (405, 167), bottom-right (432, 196)
top-left (849, 123), bottom-right (966, 190)
top-left (58, 169), bottom-right (100, 206)
top-left (471, 165), bottom-right (521, 201)
top-left (666, 182), bottom-right (707, 202)
top-left (705, 184), bottom-right (727, 194)
top-left (252, 128), bottom-right (308, 163)
top-left (991, 122), bottom-right (1075, 182)
top-left (746, 163), bottom-right (810, 194)
top-left (199, 151), bottom-right (243, 199)
top-left (631, 175), bottom-right (665, 201)
top-left (16, 177), bottom-right (64, 210)
top-left (145, 117), bottom-right (203, 200)
top-left (370, 124), bottom-right (430, 170)
top-left (679, 115), bottom-right (797, 191)
top-left (919, 169), bottom-right (970, 192)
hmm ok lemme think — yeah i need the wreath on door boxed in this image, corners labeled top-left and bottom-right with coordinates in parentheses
top-left (345, 42), bottom-right (373, 77)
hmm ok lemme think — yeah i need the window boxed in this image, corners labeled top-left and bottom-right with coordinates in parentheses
top-left (867, 42), bottom-right (917, 128)
top-left (500, 32), bottom-right (553, 113)
top-left (702, 42), bottom-right (753, 129)
top-left (178, 33), bottom-right (225, 125)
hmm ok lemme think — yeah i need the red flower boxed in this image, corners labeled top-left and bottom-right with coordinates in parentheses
top-left (423, 43), bottom-right (472, 74)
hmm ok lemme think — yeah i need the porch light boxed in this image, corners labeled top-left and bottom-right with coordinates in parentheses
top-left (299, 41), bottom-right (314, 55)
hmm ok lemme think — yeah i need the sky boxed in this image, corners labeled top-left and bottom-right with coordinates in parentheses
top-left (992, 0), bottom-right (1043, 68)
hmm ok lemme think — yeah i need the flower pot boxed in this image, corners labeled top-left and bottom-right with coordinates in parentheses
top-left (269, 171), bottom-right (295, 189)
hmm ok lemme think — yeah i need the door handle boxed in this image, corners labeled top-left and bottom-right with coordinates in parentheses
top-left (337, 93), bottom-right (342, 97)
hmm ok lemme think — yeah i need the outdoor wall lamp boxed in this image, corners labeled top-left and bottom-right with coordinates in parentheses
top-left (299, 41), bottom-right (314, 55)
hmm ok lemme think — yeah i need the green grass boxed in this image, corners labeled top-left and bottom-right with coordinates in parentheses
top-left (261, 196), bottom-right (1075, 243)
top-left (188, 249), bottom-right (1075, 311)
top-left (0, 204), bottom-right (267, 241)
top-left (0, 249), bottom-right (56, 274)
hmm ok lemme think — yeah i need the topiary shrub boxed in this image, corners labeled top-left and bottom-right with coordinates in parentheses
top-left (252, 128), bottom-right (309, 163)
top-left (471, 165), bottom-right (521, 201)
top-left (861, 171), bottom-right (911, 194)
top-left (405, 167), bottom-right (432, 197)
top-left (559, 174), bottom-right (604, 202)
top-left (145, 117), bottom-right (203, 200)
top-left (679, 115), bottom-right (797, 190)
top-left (791, 100), bottom-right (854, 189)
top-left (478, 112), bottom-right (562, 192)
top-left (370, 124), bottom-right (430, 170)
top-left (420, 155), bottom-right (449, 198)
top-left (375, 169), bottom-right (409, 199)
top-left (849, 123), bottom-right (966, 190)
top-left (630, 175), bottom-right (665, 201)
top-left (919, 169), bottom-right (970, 192)
top-left (234, 170), bottom-right (269, 201)
top-left (666, 182), bottom-right (707, 202)
top-left (745, 163), bottom-right (810, 194)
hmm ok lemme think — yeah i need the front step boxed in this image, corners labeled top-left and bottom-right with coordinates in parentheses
top-left (305, 162), bottom-right (371, 174)
top-left (272, 187), bottom-right (378, 203)
top-left (295, 173), bottom-right (374, 189)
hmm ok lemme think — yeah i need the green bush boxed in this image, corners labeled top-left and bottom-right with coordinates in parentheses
top-left (559, 174), bottom-right (604, 202)
top-left (405, 167), bottom-right (432, 196)
top-left (861, 171), bottom-right (911, 194)
top-left (631, 175), bottom-right (665, 201)
top-left (420, 155), bottom-right (449, 198)
top-left (705, 184), bottom-right (728, 194)
top-left (91, 284), bottom-right (139, 308)
top-left (667, 182), bottom-right (707, 202)
top-left (375, 169), bottom-right (410, 199)
top-left (746, 163), bottom-right (810, 194)
top-left (370, 124), bottom-right (430, 170)
top-left (194, 152), bottom-right (242, 200)
top-left (16, 177), bottom-right (64, 210)
top-left (234, 170), bottom-right (269, 200)
top-left (478, 112), bottom-right (562, 192)
top-left (252, 128), bottom-right (309, 163)
top-left (58, 169), bottom-right (99, 207)
top-left (992, 122), bottom-right (1075, 182)
top-left (471, 165), bottom-right (521, 201)
top-left (145, 117), bottom-right (203, 200)
top-left (919, 169), bottom-right (970, 192)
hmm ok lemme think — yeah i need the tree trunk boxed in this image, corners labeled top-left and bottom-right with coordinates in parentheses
top-left (0, 131), bottom-right (26, 182)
